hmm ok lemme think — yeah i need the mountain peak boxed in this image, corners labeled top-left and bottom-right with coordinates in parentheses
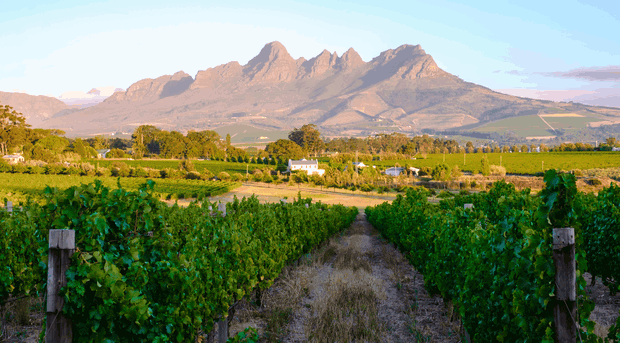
top-left (244, 41), bottom-right (297, 83)
top-left (337, 48), bottom-right (364, 69)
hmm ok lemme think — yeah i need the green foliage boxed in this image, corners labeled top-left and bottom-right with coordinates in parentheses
top-left (0, 181), bottom-right (357, 342)
top-left (481, 155), bottom-right (490, 176)
top-left (365, 171), bottom-right (602, 342)
top-left (431, 163), bottom-right (450, 181)
top-left (227, 327), bottom-right (259, 343)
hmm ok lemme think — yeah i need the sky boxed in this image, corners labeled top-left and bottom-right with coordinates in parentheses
top-left (1, 0), bottom-right (619, 104)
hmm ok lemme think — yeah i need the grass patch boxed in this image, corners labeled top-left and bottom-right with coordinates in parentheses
top-left (305, 269), bottom-right (386, 342)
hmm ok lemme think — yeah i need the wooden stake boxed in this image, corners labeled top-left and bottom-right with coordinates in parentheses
top-left (46, 230), bottom-right (75, 343)
top-left (553, 227), bottom-right (576, 342)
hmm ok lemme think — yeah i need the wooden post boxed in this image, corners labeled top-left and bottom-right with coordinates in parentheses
top-left (218, 203), bottom-right (226, 217)
top-left (6, 201), bottom-right (12, 213)
top-left (281, 199), bottom-right (287, 205)
top-left (553, 227), bottom-right (576, 342)
top-left (464, 204), bottom-right (473, 210)
top-left (305, 203), bottom-right (309, 208)
top-left (46, 229), bottom-right (75, 343)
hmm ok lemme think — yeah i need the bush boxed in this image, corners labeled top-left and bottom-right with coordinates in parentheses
top-left (572, 169), bottom-right (583, 177)
top-left (45, 163), bottom-right (65, 175)
top-left (431, 163), bottom-right (450, 181)
top-left (231, 173), bottom-right (244, 182)
top-left (95, 168), bottom-right (111, 177)
top-left (590, 178), bottom-right (602, 186)
top-left (437, 191), bottom-right (454, 198)
top-left (28, 166), bottom-right (45, 174)
top-left (107, 148), bottom-right (127, 158)
top-left (361, 184), bottom-right (374, 193)
top-left (179, 160), bottom-right (196, 172)
top-left (490, 165), bottom-right (506, 176)
top-left (11, 164), bottom-right (28, 174)
top-left (147, 169), bottom-right (161, 179)
top-left (218, 172), bottom-right (231, 181)
top-left (63, 166), bottom-right (81, 175)
top-left (131, 167), bottom-right (148, 178)
top-left (419, 166), bottom-right (432, 176)
top-left (0, 159), bottom-right (11, 172)
top-left (110, 162), bottom-right (130, 177)
top-left (185, 171), bottom-right (201, 180)
top-left (481, 155), bottom-right (490, 176)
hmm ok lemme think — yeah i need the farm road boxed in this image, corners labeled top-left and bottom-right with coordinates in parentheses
top-left (226, 210), bottom-right (463, 342)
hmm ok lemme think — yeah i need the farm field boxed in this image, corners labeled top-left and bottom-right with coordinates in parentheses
top-left (86, 159), bottom-right (251, 175)
top-left (467, 112), bottom-right (604, 137)
top-left (0, 173), bottom-right (240, 204)
top-left (372, 151), bottom-right (620, 175)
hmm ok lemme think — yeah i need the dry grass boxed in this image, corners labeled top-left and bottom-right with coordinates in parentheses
top-left (0, 296), bottom-right (44, 343)
top-left (305, 269), bottom-right (386, 343)
top-left (584, 272), bottom-right (620, 340)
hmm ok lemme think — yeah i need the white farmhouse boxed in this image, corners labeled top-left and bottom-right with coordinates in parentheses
top-left (96, 149), bottom-right (111, 158)
top-left (287, 159), bottom-right (325, 176)
top-left (352, 162), bottom-right (367, 168)
top-left (2, 154), bottom-right (24, 164)
top-left (409, 167), bottom-right (420, 176)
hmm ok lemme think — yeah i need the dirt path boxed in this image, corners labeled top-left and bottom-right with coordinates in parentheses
top-left (227, 211), bottom-right (463, 342)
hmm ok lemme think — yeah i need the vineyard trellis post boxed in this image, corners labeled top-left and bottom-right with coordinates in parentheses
top-left (46, 229), bottom-right (75, 343)
top-left (6, 201), bottom-right (12, 213)
top-left (553, 227), bottom-right (577, 342)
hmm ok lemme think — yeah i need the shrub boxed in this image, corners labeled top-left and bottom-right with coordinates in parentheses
top-left (63, 166), bottom-right (81, 175)
top-left (481, 155), bottom-right (490, 176)
top-left (185, 171), bottom-right (201, 180)
top-left (11, 164), bottom-right (28, 174)
top-left (572, 169), bottom-right (583, 177)
top-left (451, 165), bottom-right (462, 179)
top-left (28, 166), bottom-right (45, 174)
top-left (419, 166), bottom-right (432, 176)
top-left (45, 163), bottom-right (64, 175)
top-left (218, 172), bottom-right (231, 181)
top-left (431, 163), bottom-right (450, 181)
top-left (131, 167), bottom-right (148, 178)
top-left (0, 159), bottom-right (11, 172)
top-left (437, 191), bottom-right (454, 198)
top-left (490, 165), bottom-right (507, 176)
top-left (147, 169), bottom-right (161, 179)
top-left (361, 184), bottom-right (374, 193)
top-left (107, 148), bottom-right (126, 158)
top-left (95, 168), bottom-right (111, 177)
top-left (110, 162), bottom-right (130, 177)
top-left (590, 178), bottom-right (602, 186)
top-left (231, 173), bottom-right (244, 182)
top-left (179, 160), bottom-right (196, 172)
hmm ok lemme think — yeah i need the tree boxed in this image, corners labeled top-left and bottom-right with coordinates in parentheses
top-left (0, 102), bottom-right (30, 155)
top-left (481, 155), bottom-right (490, 176)
top-left (73, 138), bottom-right (88, 158)
top-left (226, 133), bottom-right (231, 147)
top-left (265, 139), bottom-right (304, 162)
top-left (288, 124), bottom-right (324, 156)
top-left (521, 144), bottom-right (528, 153)
top-left (606, 137), bottom-right (617, 147)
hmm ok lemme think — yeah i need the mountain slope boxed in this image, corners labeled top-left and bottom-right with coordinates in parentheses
top-left (0, 92), bottom-right (71, 127)
top-left (34, 41), bottom-right (620, 136)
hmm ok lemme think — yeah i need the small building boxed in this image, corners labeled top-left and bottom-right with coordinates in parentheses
top-left (96, 149), bottom-right (111, 158)
top-left (2, 154), bottom-right (24, 164)
top-left (612, 147), bottom-right (620, 152)
top-left (352, 162), bottom-right (367, 168)
top-left (288, 159), bottom-right (325, 176)
top-left (384, 167), bottom-right (404, 177)
top-left (409, 167), bottom-right (420, 176)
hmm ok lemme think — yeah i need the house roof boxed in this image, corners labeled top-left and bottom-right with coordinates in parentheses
top-left (3, 155), bottom-right (23, 159)
top-left (352, 162), bottom-right (366, 166)
top-left (289, 159), bottom-right (318, 166)
top-left (385, 167), bottom-right (404, 172)
top-left (96, 149), bottom-right (111, 154)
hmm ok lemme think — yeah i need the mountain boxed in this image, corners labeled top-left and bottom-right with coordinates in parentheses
top-left (57, 86), bottom-right (125, 108)
top-left (26, 41), bottom-right (620, 136)
top-left (0, 91), bottom-right (71, 127)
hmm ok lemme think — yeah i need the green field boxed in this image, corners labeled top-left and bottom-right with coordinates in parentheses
top-left (87, 159), bottom-right (253, 175)
top-left (370, 151), bottom-right (620, 175)
top-left (0, 173), bottom-right (240, 204)
top-left (213, 124), bottom-right (289, 144)
top-left (470, 114), bottom-right (603, 137)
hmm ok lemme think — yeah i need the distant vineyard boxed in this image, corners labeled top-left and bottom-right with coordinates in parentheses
top-left (372, 151), bottom-right (620, 175)
top-left (0, 173), bottom-right (240, 204)
top-left (87, 159), bottom-right (250, 175)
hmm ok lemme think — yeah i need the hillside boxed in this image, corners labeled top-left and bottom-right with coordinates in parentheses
top-left (0, 91), bottom-right (71, 127)
top-left (9, 41), bottom-right (620, 137)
